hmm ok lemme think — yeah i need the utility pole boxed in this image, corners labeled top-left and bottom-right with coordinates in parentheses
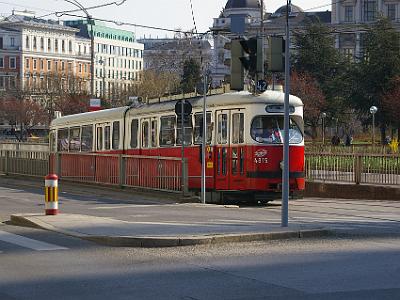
top-left (282, 0), bottom-right (291, 228)
top-left (260, 0), bottom-right (265, 79)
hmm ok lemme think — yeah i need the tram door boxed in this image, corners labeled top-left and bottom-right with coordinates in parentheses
top-left (215, 109), bottom-right (245, 190)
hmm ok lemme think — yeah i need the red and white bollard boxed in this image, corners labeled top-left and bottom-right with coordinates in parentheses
top-left (45, 174), bottom-right (59, 215)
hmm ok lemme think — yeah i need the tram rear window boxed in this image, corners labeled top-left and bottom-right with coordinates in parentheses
top-left (251, 116), bottom-right (303, 144)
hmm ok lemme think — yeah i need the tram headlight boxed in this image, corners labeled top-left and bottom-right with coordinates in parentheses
top-left (280, 161), bottom-right (284, 170)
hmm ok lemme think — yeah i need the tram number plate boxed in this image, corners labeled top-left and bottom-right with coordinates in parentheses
top-left (207, 162), bottom-right (214, 169)
top-left (254, 157), bottom-right (268, 164)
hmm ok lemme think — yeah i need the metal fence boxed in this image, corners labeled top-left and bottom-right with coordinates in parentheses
top-left (305, 152), bottom-right (400, 185)
top-left (0, 150), bottom-right (49, 177)
top-left (50, 153), bottom-right (188, 193)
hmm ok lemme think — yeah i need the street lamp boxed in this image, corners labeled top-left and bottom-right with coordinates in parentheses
top-left (321, 112), bottom-right (327, 145)
top-left (370, 105), bottom-right (378, 146)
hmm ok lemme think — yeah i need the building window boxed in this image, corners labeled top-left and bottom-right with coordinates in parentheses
top-left (47, 60), bottom-right (51, 71)
top-left (9, 57), bottom-right (16, 69)
top-left (62, 40), bottom-right (65, 52)
top-left (26, 58), bottom-right (29, 69)
top-left (0, 76), bottom-right (4, 89)
top-left (344, 6), bottom-right (353, 22)
top-left (26, 36), bottom-right (29, 49)
top-left (55, 39), bottom-right (58, 51)
top-left (364, 1), bottom-right (377, 22)
top-left (33, 37), bottom-right (37, 49)
top-left (33, 59), bottom-right (37, 70)
top-left (40, 59), bottom-right (44, 70)
top-left (10, 37), bottom-right (15, 47)
top-left (48, 38), bottom-right (51, 51)
top-left (342, 48), bottom-right (354, 60)
top-left (61, 61), bottom-right (65, 71)
top-left (388, 4), bottom-right (396, 21)
top-left (69, 40), bottom-right (72, 52)
top-left (40, 37), bottom-right (44, 50)
top-left (0, 57), bottom-right (3, 68)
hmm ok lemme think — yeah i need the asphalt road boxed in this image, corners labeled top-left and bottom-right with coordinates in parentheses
top-left (0, 176), bottom-right (400, 299)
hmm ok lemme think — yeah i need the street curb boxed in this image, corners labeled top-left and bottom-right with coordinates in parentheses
top-left (10, 214), bottom-right (332, 248)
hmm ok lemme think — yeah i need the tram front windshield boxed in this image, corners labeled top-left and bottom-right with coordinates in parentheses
top-left (251, 116), bottom-right (303, 144)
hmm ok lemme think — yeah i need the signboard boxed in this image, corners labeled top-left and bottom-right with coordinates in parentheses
top-left (175, 100), bottom-right (192, 118)
top-left (89, 98), bottom-right (101, 112)
top-left (257, 80), bottom-right (267, 92)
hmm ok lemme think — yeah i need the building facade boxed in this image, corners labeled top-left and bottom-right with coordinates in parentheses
top-left (65, 20), bottom-right (144, 99)
top-left (0, 10), bottom-right (91, 95)
top-left (332, 0), bottom-right (400, 60)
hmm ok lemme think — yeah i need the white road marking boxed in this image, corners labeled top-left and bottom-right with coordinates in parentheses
top-left (0, 230), bottom-right (68, 251)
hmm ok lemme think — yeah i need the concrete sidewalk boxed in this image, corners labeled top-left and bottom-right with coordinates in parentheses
top-left (10, 211), bottom-right (330, 248)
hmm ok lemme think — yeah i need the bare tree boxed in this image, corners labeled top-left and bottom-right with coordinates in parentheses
top-left (290, 71), bottom-right (327, 140)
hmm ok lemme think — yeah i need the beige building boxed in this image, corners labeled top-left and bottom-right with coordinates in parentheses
top-left (0, 10), bottom-right (91, 95)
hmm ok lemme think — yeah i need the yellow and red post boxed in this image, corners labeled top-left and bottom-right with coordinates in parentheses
top-left (45, 174), bottom-right (58, 215)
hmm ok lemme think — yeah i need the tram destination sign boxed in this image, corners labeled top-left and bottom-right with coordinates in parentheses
top-left (175, 100), bottom-right (192, 118)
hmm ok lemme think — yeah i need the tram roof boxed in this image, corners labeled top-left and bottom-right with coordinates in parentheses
top-left (51, 90), bottom-right (303, 127)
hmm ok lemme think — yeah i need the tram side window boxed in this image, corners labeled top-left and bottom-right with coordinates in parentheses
top-left (142, 121), bottom-right (149, 148)
top-left (57, 128), bottom-right (69, 152)
top-left (217, 113), bottom-right (228, 144)
top-left (151, 120), bottom-right (157, 147)
top-left (194, 113), bottom-right (212, 144)
top-left (81, 125), bottom-right (93, 152)
top-left (160, 116), bottom-right (176, 147)
top-left (69, 127), bottom-right (81, 152)
top-left (104, 126), bottom-right (111, 150)
top-left (232, 113), bottom-right (244, 144)
top-left (112, 121), bottom-right (120, 150)
top-left (130, 119), bottom-right (138, 148)
top-left (97, 127), bottom-right (103, 150)
top-left (176, 116), bottom-right (193, 146)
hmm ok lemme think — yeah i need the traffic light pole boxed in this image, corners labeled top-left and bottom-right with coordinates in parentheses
top-left (201, 74), bottom-right (207, 204)
top-left (282, 0), bottom-right (291, 228)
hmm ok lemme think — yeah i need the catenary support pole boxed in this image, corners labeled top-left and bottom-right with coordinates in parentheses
top-left (282, 0), bottom-right (291, 227)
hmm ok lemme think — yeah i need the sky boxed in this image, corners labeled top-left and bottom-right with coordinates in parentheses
top-left (0, 0), bottom-right (331, 38)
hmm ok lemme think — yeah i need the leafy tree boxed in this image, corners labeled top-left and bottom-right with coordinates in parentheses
top-left (290, 71), bottom-right (326, 140)
top-left (292, 20), bottom-right (348, 121)
top-left (348, 17), bottom-right (400, 142)
top-left (181, 58), bottom-right (201, 93)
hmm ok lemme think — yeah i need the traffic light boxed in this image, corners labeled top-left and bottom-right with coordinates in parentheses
top-left (239, 38), bottom-right (263, 75)
top-left (230, 39), bottom-right (244, 91)
top-left (267, 36), bottom-right (285, 72)
top-left (230, 37), bottom-right (264, 91)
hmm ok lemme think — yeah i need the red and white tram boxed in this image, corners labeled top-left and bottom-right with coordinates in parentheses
top-left (50, 90), bottom-right (304, 203)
